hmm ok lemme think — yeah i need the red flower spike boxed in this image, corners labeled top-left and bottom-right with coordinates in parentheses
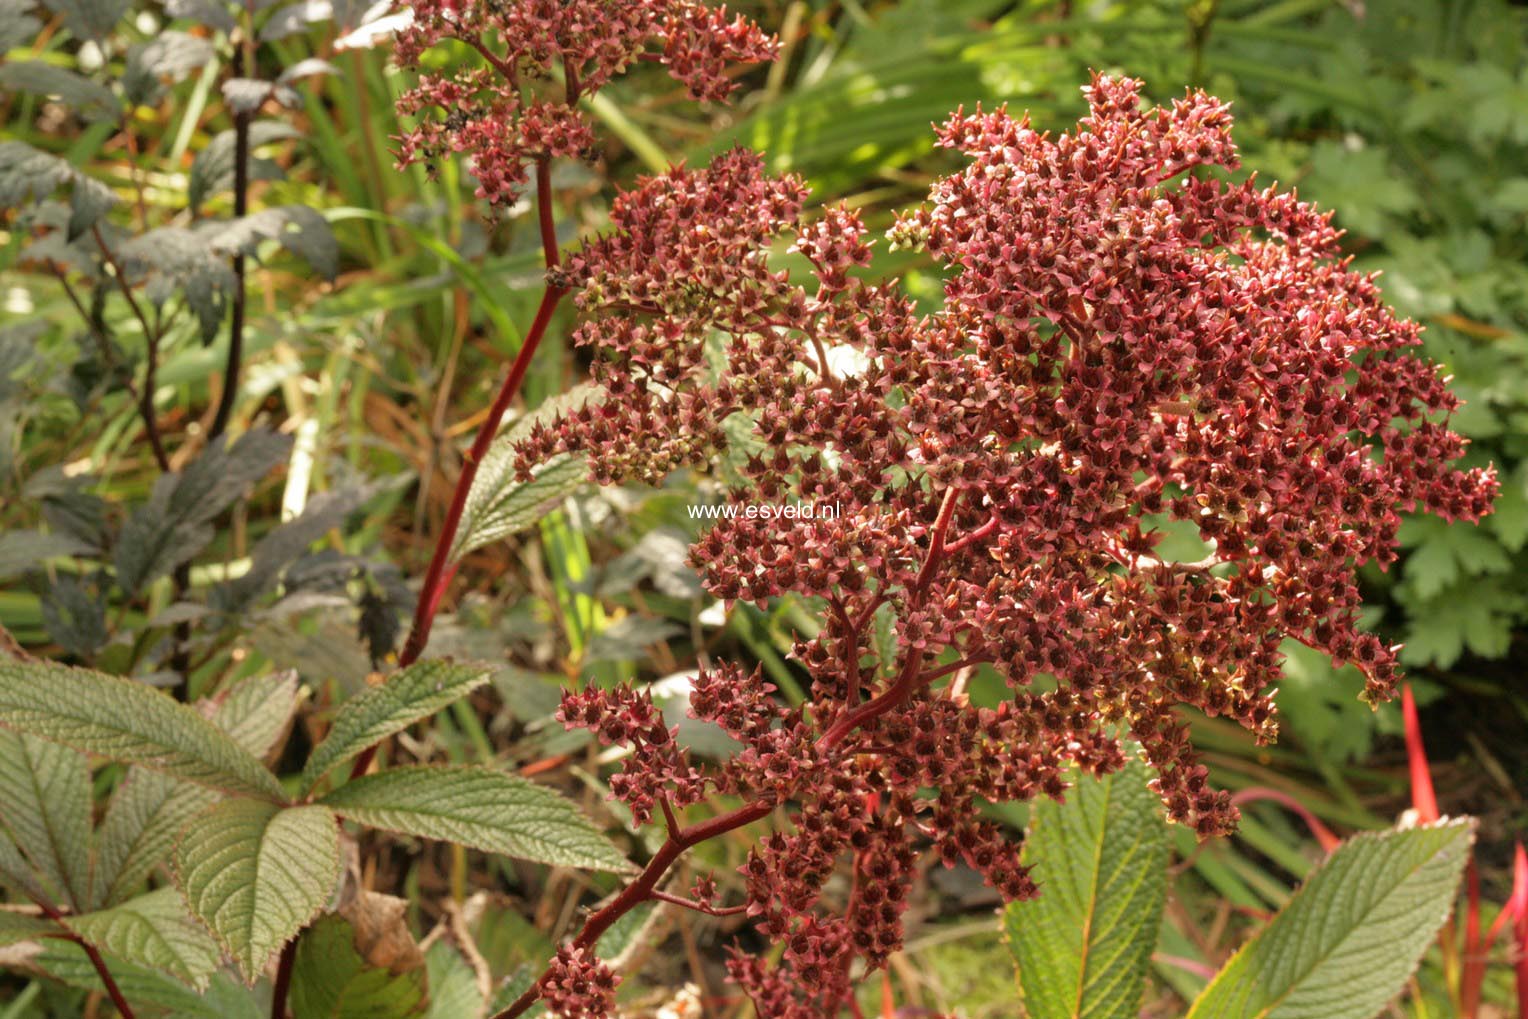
top-left (503, 74), bottom-right (1496, 1017)
top-left (1402, 684), bottom-right (1440, 824)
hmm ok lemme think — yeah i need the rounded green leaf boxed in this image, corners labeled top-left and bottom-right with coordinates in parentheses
top-left (1187, 819), bottom-right (1474, 1019)
top-left (321, 765), bottom-right (630, 873)
top-left (174, 799), bottom-right (342, 982)
top-left (1005, 757), bottom-right (1170, 1019)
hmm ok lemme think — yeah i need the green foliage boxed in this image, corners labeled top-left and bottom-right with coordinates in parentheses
top-left (0, 660), bottom-right (284, 798)
top-left (1005, 759), bottom-right (1475, 1019)
top-left (1004, 757), bottom-right (1169, 1019)
top-left (321, 765), bottom-right (630, 872)
top-left (289, 913), bottom-right (428, 1019)
top-left (1187, 821), bottom-right (1474, 1019)
top-left (0, 730), bottom-right (94, 910)
top-left (299, 660), bottom-right (493, 792)
top-left (173, 799), bottom-right (342, 982)
top-left (62, 887), bottom-right (222, 990)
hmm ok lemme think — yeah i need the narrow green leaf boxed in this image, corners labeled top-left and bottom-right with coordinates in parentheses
top-left (0, 910), bottom-right (57, 948)
top-left (0, 660), bottom-right (283, 798)
top-left (299, 661), bottom-right (492, 793)
top-left (289, 913), bottom-right (428, 1019)
top-left (94, 769), bottom-right (217, 907)
top-left (1005, 757), bottom-right (1169, 1019)
top-left (64, 887), bottom-right (221, 989)
top-left (174, 799), bottom-right (342, 982)
top-left (1187, 819), bottom-right (1474, 1019)
top-left (321, 765), bottom-right (630, 873)
top-left (0, 730), bottom-right (94, 910)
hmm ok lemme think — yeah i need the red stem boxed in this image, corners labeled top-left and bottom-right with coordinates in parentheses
top-left (348, 158), bottom-right (565, 781)
top-left (270, 938), bottom-right (297, 1019)
top-left (33, 896), bottom-right (136, 1019)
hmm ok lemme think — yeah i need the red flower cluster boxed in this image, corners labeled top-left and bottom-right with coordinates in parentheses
top-left (512, 75), bottom-right (1496, 1017)
top-left (537, 945), bottom-right (619, 1019)
top-left (394, 1), bottom-right (774, 206)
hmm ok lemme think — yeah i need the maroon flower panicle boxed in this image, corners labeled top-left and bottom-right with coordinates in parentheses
top-left (394, 1), bottom-right (775, 207)
top-left (513, 75), bottom-right (1496, 1017)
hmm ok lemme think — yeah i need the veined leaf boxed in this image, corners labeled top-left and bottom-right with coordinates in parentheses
top-left (0, 910), bottom-right (57, 947)
top-left (1005, 757), bottom-right (1169, 1019)
top-left (289, 912), bottom-right (428, 1019)
top-left (204, 670), bottom-right (302, 763)
top-left (31, 939), bottom-right (214, 1013)
top-left (299, 660), bottom-right (493, 793)
top-left (0, 729), bottom-right (94, 909)
top-left (174, 799), bottom-right (342, 982)
top-left (0, 828), bottom-right (55, 903)
top-left (321, 765), bottom-right (629, 873)
top-left (0, 660), bottom-right (284, 799)
top-left (94, 769), bottom-right (217, 907)
top-left (39, 0), bottom-right (128, 41)
top-left (0, 61), bottom-right (119, 121)
top-left (1186, 819), bottom-right (1474, 1019)
top-left (64, 887), bottom-right (221, 989)
top-left (449, 384), bottom-right (599, 562)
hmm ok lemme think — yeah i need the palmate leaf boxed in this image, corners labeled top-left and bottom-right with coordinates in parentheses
top-left (64, 887), bottom-right (221, 989)
top-left (39, 0), bottom-right (128, 40)
top-left (189, 121), bottom-right (299, 211)
top-left (1004, 756), bottom-right (1169, 1019)
top-left (0, 729), bottom-right (94, 910)
top-left (214, 205), bottom-right (339, 281)
top-left (1186, 819), bottom-right (1474, 1019)
top-left (424, 940), bottom-right (487, 1019)
top-left (321, 765), bottom-right (630, 873)
top-left (92, 672), bottom-right (298, 907)
top-left (174, 799), bottom-right (342, 982)
top-left (289, 912), bottom-right (428, 1019)
top-left (30, 939), bottom-right (215, 1013)
top-left (0, 140), bottom-right (116, 238)
top-left (0, 659), bottom-right (285, 799)
top-left (299, 660), bottom-right (493, 793)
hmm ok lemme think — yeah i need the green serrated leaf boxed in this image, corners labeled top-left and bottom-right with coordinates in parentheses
top-left (0, 659), bottom-right (285, 799)
top-left (0, 730), bottom-right (94, 910)
top-left (64, 887), bottom-right (221, 989)
top-left (122, 31), bottom-right (214, 105)
top-left (290, 913), bottom-right (428, 1019)
top-left (94, 769), bottom-right (217, 907)
top-left (1005, 756), bottom-right (1168, 1019)
top-left (31, 939), bottom-right (214, 1012)
top-left (1186, 819), bottom-right (1474, 1019)
top-left (0, 141), bottom-right (116, 235)
top-left (205, 670), bottom-right (302, 763)
top-left (450, 385), bottom-right (599, 562)
top-left (0, 909), bottom-right (57, 947)
top-left (321, 765), bottom-right (630, 872)
top-left (299, 661), bottom-right (493, 793)
top-left (174, 799), bottom-right (341, 983)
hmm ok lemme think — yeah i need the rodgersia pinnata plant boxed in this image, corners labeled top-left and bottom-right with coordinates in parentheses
top-left (0, 3), bottom-right (1500, 1019)
top-left (400, 8), bottom-right (1493, 1014)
